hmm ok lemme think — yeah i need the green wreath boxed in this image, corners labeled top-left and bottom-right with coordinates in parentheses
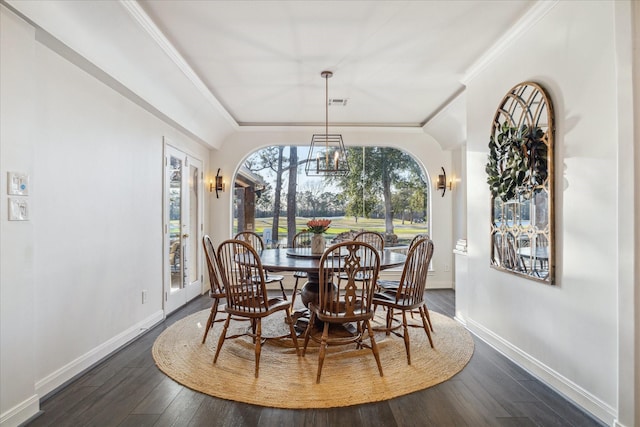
top-left (486, 122), bottom-right (548, 202)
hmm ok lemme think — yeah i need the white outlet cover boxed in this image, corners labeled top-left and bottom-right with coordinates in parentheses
top-left (9, 197), bottom-right (29, 221)
top-left (7, 172), bottom-right (29, 195)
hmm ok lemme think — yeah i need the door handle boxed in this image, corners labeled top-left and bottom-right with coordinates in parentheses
top-left (182, 233), bottom-right (190, 238)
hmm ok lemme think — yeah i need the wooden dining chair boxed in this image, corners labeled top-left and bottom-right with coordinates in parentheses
top-left (337, 231), bottom-right (384, 286)
top-left (376, 233), bottom-right (429, 293)
top-left (408, 233), bottom-right (430, 250)
top-left (353, 231), bottom-right (385, 251)
top-left (290, 230), bottom-right (313, 310)
top-left (214, 239), bottom-right (300, 378)
top-left (201, 235), bottom-right (227, 344)
top-left (302, 241), bottom-right (383, 383)
top-left (234, 231), bottom-right (287, 299)
top-left (372, 237), bottom-right (435, 364)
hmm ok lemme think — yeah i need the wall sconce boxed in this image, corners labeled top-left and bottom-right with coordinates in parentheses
top-left (210, 168), bottom-right (225, 198)
top-left (437, 166), bottom-right (452, 197)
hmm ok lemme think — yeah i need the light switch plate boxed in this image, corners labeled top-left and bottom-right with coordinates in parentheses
top-left (7, 172), bottom-right (29, 195)
top-left (8, 197), bottom-right (29, 221)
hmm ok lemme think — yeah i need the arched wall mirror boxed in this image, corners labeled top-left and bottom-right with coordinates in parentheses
top-left (486, 82), bottom-right (555, 284)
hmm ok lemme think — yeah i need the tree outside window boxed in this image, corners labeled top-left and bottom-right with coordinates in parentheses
top-left (234, 146), bottom-right (430, 248)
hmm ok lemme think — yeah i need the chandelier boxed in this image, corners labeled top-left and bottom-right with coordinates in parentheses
top-left (305, 71), bottom-right (349, 176)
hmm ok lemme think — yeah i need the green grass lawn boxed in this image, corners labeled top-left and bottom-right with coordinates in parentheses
top-left (249, 216), bottom-right (428, 245)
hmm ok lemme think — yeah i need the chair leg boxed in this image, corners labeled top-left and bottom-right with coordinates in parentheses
top-left (355, 321), bottom-right (363, 349)
top-left (201, 298), bottom-right (219, 344)
top-left (254, 318), bottom-right (262, 378)
top-left (423, 304), bottom-right (434, 332)
top-left (213, 314), bottom-right (231, 364)
top-left (290, 278), bottom-right (299, 313)
top-left (385, 307), bottom-right (393, 335)
top-left (365, 319), bottom-right (384, 377)
top-left (302, 312), bottom-right (316, 356)
top-left (316, 322), bottom-right (330, 383)
top-left (250, 319), bottom-right (257, 342)
top-left (419, 306), bottom-right (434, 348)
top-left (278, 279), bottom-right (287, 300)
top-left (285, 310), bottom-right (300, 356)
top-left (402, 310), bottom-right (412, 365)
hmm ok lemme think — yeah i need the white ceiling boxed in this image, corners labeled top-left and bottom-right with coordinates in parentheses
top-left (137, 0), bottom-right (535, 128)
top-left (6, 0), bottom-right (541, 147)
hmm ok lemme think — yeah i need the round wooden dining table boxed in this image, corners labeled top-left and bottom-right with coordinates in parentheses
top-left (258, 247), bottom-right (407, 307)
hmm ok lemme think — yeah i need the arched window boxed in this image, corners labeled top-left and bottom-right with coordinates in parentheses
top-left (233, 146), bottom-right (430, 249)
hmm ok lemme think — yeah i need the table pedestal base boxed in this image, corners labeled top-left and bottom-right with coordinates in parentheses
top-left (294, 277), bottom-right (345, 335)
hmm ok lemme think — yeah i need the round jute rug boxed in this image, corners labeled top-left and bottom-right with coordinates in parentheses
top-left (152, 308), bottom-right (474, 409)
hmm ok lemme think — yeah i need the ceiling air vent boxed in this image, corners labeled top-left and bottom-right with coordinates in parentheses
top-left (328, 98), bottom-right (348, 106)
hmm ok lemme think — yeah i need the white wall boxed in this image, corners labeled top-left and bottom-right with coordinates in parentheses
top-left (451, 145), bottom-right (466, 246)
top-left (6, 0), bottom-right (237, 149)
top-left (460, 1), bottom-right (635, 425)
top-left (615, 2), bottom-right (639, 425)
top-left (0, 6), bottom-right (210, 426)
top-left (209, 128), bottom-right (455, 289)
top-left (0, 7), bottom-right (38, 425)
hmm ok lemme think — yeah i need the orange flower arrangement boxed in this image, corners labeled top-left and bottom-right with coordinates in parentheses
top-left (306, 219), bottom-right (331, 234)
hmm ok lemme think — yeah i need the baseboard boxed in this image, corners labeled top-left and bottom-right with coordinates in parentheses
top-left (0, 394), bottom-right (39, 427)
top-left (453, 314), bottom-right (467, 326)
top-left (465, 317), bottom-right (616, 426)
top-left (34, 310), bottom-right (164, 398)
top-left (426, 280), bottom-right (453, 289)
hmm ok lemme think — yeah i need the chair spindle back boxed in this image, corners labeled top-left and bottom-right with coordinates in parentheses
top-left (216, 239), bottom-right (268, 314)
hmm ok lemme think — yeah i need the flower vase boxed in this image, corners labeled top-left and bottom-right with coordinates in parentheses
top-left (311, 233), bottom-right (325, 254)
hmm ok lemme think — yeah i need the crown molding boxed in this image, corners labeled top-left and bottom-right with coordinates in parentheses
top-left (462, 0), bottom-right (559, 85)
top-left (119, 0), bottom-right (238, 129)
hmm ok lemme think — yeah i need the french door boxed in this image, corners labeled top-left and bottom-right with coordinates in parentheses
top-left (164, 144), bottom-right (203, 314)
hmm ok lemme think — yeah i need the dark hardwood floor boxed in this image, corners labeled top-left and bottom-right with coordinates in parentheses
top-left (26, 290), bottom-right (604, 427)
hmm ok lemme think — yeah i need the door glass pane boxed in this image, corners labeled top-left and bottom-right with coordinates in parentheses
top-left (169, 155), bottom-right (182, 291)
top-left (187, 163), bottom-right (199, 284)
